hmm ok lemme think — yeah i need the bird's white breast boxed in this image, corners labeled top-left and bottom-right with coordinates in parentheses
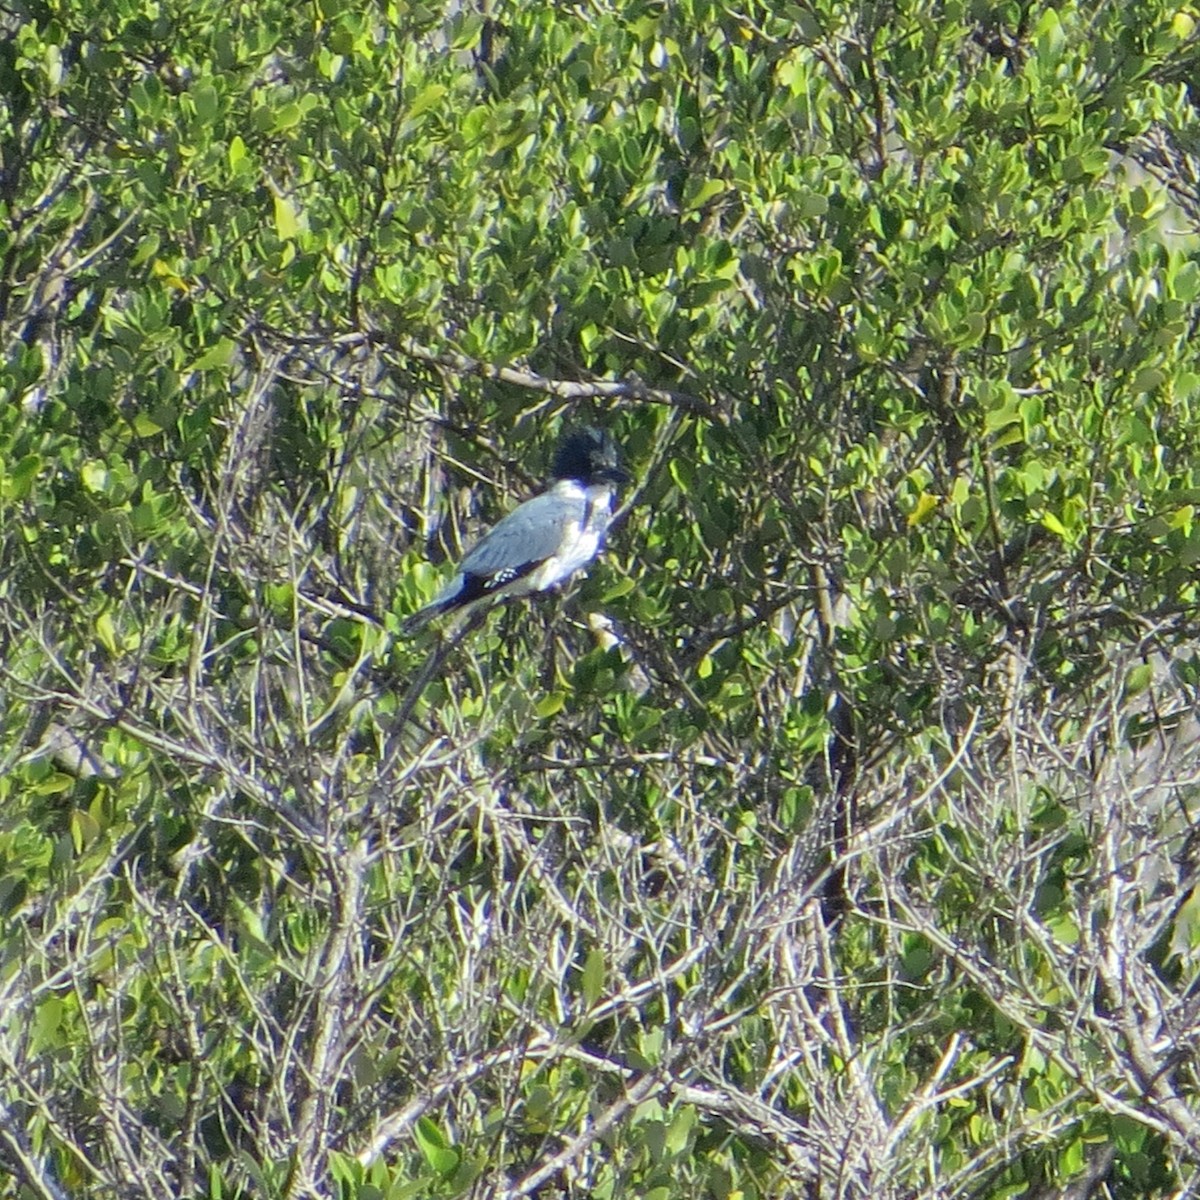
top-left (521, 480), bottom-right (613, 594)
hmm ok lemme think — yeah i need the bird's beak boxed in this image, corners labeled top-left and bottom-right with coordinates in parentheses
top-left (605, 465), bottom-right (632, 486)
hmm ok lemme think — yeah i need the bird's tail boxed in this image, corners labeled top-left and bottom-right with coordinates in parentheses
top-left (400, 600), bottom-right (445, 636)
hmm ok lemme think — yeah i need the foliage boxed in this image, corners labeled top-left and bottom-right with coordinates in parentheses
top-left (2, 0), bottom-right (1200, 1196)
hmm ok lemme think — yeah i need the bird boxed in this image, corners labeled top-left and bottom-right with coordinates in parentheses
top-left (403, 426), bottom-right (630, 631)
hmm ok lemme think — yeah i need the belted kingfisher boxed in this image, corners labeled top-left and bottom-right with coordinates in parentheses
top-left (404, 427), bottom-right (630, 630)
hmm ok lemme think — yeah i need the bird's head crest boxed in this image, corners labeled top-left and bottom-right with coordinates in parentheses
top-left (551, 427), bottom-right (630, 486)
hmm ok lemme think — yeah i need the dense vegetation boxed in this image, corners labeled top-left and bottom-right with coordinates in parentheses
top-left (2, 1), bottom-right (1200, 1196)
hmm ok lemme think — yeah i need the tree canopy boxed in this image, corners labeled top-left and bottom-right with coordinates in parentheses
top-left (3, 0), bottom-right (1200, 1196)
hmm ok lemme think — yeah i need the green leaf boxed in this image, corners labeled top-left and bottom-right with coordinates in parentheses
top-left (96, 611), bottom-right (119, 656)
top-left (0, 876), bottom-right (29, 917)
top-left (69, 809), bottom-right (100, 854)
top-left (192, 82), bottom-right (219, 124)
top-left (1132, 366), bottom-right (1164, 394)
top-left (1033, 8), bottom-right (1066, 60)
top-left (274, 195), bottom-right (300, 240)
top-left (581, 947), bottom-right (605, 1008)
top-left (664, 1106), bottom-right (696, 1156)
top-left (81, 461), bottom-right (109, 495)
top-left (413, 1116), bottom-right (459, 1177)
top-left (635, 1028), bottom-right (663, 1068)
top-left (408, 84), bottom-right (447, 120)
top-left (1124, 662), bottom-right (1153, 697)
top-left (683, 177), bottom-right (726, 210)
top-left (1111, 1113), bottom-right (1147, 1154)
top-left (271, 101), bottom-right (303, 132)
top-left (133, 413), bottom-right (164, 437)
top-left (3, 454), bottom-right (41, 500)
top-left (602, 577), bottom-right (635, 600)
top-left (30, 997), bottom-right (65, 1053)
top-left (907, 492), bottom-right (940, 527)
top-left (191, 338), bottom-right (236, 371)
top-left (228, 894), bottom-right (272, 955)
top-left (579, 323), bottom-right (603, 354)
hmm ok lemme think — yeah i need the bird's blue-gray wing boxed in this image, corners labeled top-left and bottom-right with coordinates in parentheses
top-left (459, 489), bottom-right (583, 584)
